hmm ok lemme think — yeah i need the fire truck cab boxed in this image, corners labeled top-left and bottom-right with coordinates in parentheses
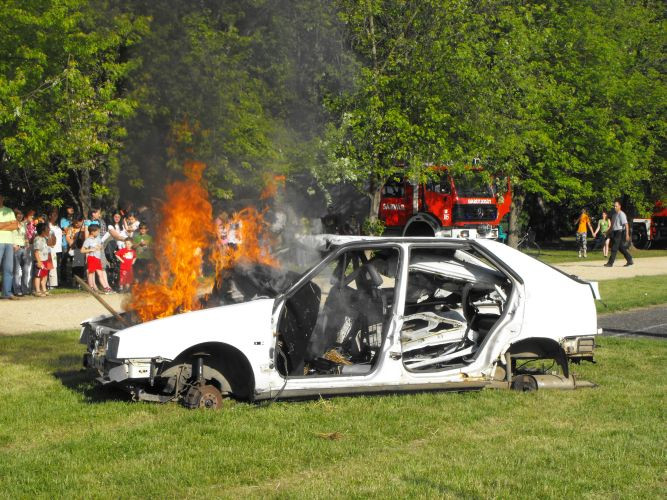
top-left (379, 166), bottom-right (511, 240)
top-left (632, 200), bottom-right (667, 249)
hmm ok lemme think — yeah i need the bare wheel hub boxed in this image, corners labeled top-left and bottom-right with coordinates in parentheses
top-left (183, 384), bottom-right (224, 409)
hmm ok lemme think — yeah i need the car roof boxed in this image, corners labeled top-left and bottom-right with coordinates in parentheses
top-left (318, 234), bottom-right (470, 246)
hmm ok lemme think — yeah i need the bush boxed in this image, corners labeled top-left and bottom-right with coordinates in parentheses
top-left (362, 217), bottom-right (385, 236)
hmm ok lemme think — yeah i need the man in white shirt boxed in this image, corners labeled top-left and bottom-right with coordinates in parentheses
top-left (604, 200), bottom-right (633, 267)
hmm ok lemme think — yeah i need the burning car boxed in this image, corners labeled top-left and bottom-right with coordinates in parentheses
top-left (80, 236), bottom-right (600, 408)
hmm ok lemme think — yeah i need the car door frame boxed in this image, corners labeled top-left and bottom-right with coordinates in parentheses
top-left (394, 240), bottom-right (524, 386)
top-left (268, 241), bottom-right (407, 398)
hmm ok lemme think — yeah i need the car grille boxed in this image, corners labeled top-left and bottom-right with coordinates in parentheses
top-left (452, 204), bottom-right (498, 222)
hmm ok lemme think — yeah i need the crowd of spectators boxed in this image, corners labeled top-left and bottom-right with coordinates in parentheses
top-left (0, 195), bottom-right (367, 301)
top-left (0, 195), bottom-right (153, 299)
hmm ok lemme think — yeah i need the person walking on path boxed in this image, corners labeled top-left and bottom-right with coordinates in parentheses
top-left (575, 208), bottom-right (595, 258)
top-left (605, 200), bottom-right (634, 267)
top-left (0, 195), bottom-right (19, 300)
top-left (593, 210), bottom-right (612, 257)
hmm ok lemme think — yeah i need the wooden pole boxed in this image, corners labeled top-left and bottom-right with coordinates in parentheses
top-left (74, 275), bottom-right (131, 328)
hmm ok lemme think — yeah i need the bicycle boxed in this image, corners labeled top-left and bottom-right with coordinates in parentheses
top-left (516, 227), bottom-right (541, 257)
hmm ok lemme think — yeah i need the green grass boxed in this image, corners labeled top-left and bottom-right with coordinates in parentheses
top-left (535, 247), bottom-right (667, 264)
top-left (0, 331), bottom-right (665, 498)
top-left (597, 275), bottom-right (667, 314)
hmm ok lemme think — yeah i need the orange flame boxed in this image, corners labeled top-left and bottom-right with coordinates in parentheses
top-left (129, 161), bottom-right (278, 323)
top-left (129, 161), bottom-right (215, 322)
top-left (212, 207), bottom-right (278, 277)
top-left (260, 174), bottom-right (286, 200)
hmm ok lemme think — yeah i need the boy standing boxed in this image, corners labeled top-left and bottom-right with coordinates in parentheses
top-left (32, 222), bottom-right (51, 297)
top-left (133, 223), bottom-right (153, 282)
top-left (115, 238), bottom-right (136, 292)
top-left (82, 224), bottom-right (113, 293)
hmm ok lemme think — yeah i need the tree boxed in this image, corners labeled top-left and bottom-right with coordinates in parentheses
top-left (0, 0), bottom-right (148, 212)
top-left (325, 0), bottom-right (665, 240)
top-left (323, 1), bottom-right (457, 220)
top-left (118, 0), bottom-right (356, 206)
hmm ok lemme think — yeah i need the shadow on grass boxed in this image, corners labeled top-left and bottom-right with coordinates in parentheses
top-left (402, 476), bottom-right (483, 499)
top-left (52, 354), bottom-right (132, 404)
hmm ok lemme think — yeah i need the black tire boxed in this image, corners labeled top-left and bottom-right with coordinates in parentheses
top-left (511, 374), bottom-right (538, 392)
top-left (632, 225), bottom-right (650, 250)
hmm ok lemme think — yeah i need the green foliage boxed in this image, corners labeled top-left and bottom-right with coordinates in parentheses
top-left (362, 216), bottom-right (385, 236)
top-left (0, 0), bottom-right (663, 223)
top-left (324, 0), bottom-right (665, 221)
top-left (0, 0), bottom-right (149, 210)
top-left (118, 0), bottom-right (355, 204)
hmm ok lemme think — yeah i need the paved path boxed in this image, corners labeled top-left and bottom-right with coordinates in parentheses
top-left (0, 292), bottom-right (127, 336)
top-left (553, 256), bottom-right (667, 281)
top-left (598, 304), bottom-right (667, 340)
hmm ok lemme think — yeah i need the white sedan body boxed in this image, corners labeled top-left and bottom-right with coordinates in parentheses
top-left (80, 237), bottom-right (599, 402)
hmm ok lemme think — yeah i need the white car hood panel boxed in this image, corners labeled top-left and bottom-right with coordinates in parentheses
top-left (113, 298), bottom-right (275, 360)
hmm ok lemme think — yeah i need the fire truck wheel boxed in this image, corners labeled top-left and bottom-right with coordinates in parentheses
top-left (183, 384), bottom-right (224, 410)
top-left (632, 225), bottom-right (650, 249)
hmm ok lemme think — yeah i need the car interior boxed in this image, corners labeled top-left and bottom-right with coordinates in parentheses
top-left (276, 247), bottom-right (399, 377)
top-left (401, 247), bottom-right (512, 371)
top-left (275, 244), bottom-right (512, 377)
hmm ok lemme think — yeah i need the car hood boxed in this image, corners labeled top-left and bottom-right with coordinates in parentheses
top-left (110, 298), bottom-right (276, 360)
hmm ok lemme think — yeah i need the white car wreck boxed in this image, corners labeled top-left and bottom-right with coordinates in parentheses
top-left (80, 237), bottom-right (600, 408)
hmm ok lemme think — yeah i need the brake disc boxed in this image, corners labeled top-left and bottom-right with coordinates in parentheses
top-left (183, 384), bottom-right (224, 409)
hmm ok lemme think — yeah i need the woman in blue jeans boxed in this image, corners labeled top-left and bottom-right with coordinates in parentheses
top-left (12, 209), bottom-right (33, 296)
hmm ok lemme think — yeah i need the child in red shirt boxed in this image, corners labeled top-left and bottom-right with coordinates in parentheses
top-left (114, 238), bottom-right (137, 292)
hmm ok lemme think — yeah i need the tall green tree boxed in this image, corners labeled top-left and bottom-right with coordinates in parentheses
top-left (325, 0), bottom-right (665, 240)
top-left (119, 0), bottom-right (355, 204)
top-left (0, 0), bottom-right (148, 212)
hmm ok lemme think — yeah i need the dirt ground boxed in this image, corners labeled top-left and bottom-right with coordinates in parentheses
top-left (2, 256), bottom-right (667, 336)
top-left (1, 292), bottom-right (128, 336)
top-left (554, 255), bottom-right (667, 281)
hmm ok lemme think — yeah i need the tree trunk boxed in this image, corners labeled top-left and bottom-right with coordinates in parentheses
top-left (78, 168), bottom-right (92, 217)
top-left (367, 0), bottom-right (378, 76)
top-left (507, 191), bottom-right (524, 248)
top-left (368, 185), bottom-right (382, 222)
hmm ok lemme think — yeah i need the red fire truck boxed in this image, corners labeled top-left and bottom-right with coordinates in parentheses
top-left (378, 166), bottom-right (511, 239)
top-left (632, 200), bottom-right (667, 249)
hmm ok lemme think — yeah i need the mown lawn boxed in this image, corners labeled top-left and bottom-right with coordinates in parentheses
top-left (0, 331), bottom-right (665, 498)
top-left (596, 275), bottom-right (667, 314)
